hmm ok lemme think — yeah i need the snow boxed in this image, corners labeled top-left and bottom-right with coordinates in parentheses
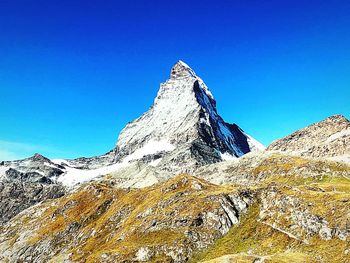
top-left (0, 166), bottom-right (9, 179)
top-left (220, 152), bottom-right (237, 161)
top-left (116, 76), bottom-right (200, 153)
top-left (177, 60), bottom-right (197, 78)
top-left (57, 140), bottom-right (174, 187)
top-left (245, 134), bottom-right (266, 151)
top-left (123, 140), bottom-right (175, 163)
top-left (57, 162), bottom-right (130, 187)
top-left (197, 76), bottom-right (214, 100)
top-left (216, 122), bottom-right (245, 157)
top-left (329, 155), bottom-right (350, 164)
top-left (44, 162), bottom-right (61, 169)
top-left (149, 158), bottom-right (162, 167)
top-left (52, 159), bottom-right (70, 166)
top-left (326, 129), bottom-right (350, 143)
top-left (218, 122), bottom-right (232, 138)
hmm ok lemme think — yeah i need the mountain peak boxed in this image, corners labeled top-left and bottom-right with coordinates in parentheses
top-left (114, 61), bottom-right (263, 171)
top-left (170, 60), bottom-right (197, 79)
top-left (324, 114), bottom-right (348, 123)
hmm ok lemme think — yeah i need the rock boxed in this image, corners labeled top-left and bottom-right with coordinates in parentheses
top-left (319, 226), bottom-right (332, 240)
top-left (135, 247), bottom-right (153, 261)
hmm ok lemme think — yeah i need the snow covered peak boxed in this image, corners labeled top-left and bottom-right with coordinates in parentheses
top-left (114, 61), bottom-right (264, 171)
top-left (170, 60), bottom-right (197, 79)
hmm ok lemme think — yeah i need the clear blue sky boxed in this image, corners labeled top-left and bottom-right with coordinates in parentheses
top-left (0, 0), bottom-right (349, 160)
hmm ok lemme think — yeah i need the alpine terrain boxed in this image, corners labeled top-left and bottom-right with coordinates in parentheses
top-left (0, 61), bottom-right (349, 263)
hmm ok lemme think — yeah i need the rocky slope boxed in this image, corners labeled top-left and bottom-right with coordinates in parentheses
top-left (194, 151), bottom-right (350, 186)
top-left (0, 154), bottom-right (66, 224)
top-left (191, 169), bottom-right (350, 263)
top-left (0, 174), bottom-right (254, 262)
top-left (0, 151), bottom-right (117, 224)
top-left (267, 114), bottom-right (350, 162)
top-left (1, 159), bottom-right (349, 262)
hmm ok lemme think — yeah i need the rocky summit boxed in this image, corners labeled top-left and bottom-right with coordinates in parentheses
top-left (114, 60), bottom-right (264, 173)
top-left (0, 61), bottom-right (350, 263)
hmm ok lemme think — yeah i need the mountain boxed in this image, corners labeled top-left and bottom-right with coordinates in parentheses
top-left (0, 61), bottom-right (263, 224)
top-left (54, 60), bottom-right (263, 187)
top-left (267, 114), bottom-right (350, 162)
top-left (114, 61), bottom-right (264, 172)
top-left (0, 61), bottom-right (350, 262)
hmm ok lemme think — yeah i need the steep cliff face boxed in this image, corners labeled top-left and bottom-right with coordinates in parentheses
top-left (114, 61), bottom-right (263, 172)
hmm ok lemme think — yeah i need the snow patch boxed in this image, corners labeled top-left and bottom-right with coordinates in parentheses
top-left (57, 140), bottom-right (174, 187)
top-left (220, 152), bottom-right (236, 161)
top-left (149, 158), bottom-right (162, 167)
top-left (246, 134), bottom-right (266, 151)
top-left (52, 159), bottom-right (70, 166)
top-left (177, 60), bottom-right (197, 78)
top-left (197, 76), bottom-right (214, 100)
top-left (0, 166), bottom-right (9, 179)
top-left (123, 140), bottom-right (175, 163)
top-left (329, 155), bottom-right (350, 164)
top-left (57, 162), bottom-right (129, 187)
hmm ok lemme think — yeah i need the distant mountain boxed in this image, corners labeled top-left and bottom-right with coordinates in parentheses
top-left (267, 114), bottom-right (350, 162)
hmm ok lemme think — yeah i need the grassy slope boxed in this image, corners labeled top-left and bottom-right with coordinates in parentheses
top-left (1, 154), bottom-right (349, 262)
top-left (9, 174), bottom-right (245, 262)
top-left (191, 155), bottom-right (350, 263)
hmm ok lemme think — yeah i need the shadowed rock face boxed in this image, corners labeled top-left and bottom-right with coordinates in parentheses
top-left (0, 180), bottom-right (65, 224)
top-left (267, 115), bottom-right (350, 161)
top-left (114, 61), bottom-right (263, 172)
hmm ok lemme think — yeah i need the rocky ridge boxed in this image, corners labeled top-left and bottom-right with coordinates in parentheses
top-left (268, 114), bottom-right (350, 162)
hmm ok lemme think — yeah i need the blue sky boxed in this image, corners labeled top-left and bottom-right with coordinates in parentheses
top-left (0, 0), bottom-right (349, 160)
